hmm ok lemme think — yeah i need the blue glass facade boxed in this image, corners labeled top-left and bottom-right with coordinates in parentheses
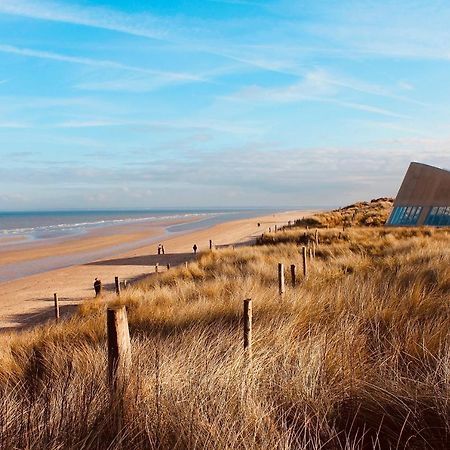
top-left (424, 206), bottom-right (450, 226)
top-left (387, 206), bottom-right (423, 226)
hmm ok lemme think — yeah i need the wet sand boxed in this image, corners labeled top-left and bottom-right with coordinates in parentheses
top-left (0, 210), bottom-right (312, 329)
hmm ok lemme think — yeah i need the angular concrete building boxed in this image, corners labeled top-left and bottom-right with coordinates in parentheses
top-left (386, 162), bottom-right (450, 226)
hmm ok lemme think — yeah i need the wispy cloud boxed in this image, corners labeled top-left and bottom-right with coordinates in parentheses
top-left (305, 1), bottom-right (450, 61)
top-left (0, 121), bottom-right (29, 128)
top-left (226, 69), bottom-right (337, 102)
top-left (0, 44), bottom-right (205, 84)
top-left (0, 0), bottom-right (330, 76)
top-left (0, 0), bottom-right (166, 40)
top-left (75, 75), bottom-right (188, 93)
top-left (225, 69), bottom-right (408, 118)
top-left (54, 118), bottom-right (261, 136)
top-left (206, 0), bottom-right (268, 8)
top-left (321, 98), bottom-right (408, 119)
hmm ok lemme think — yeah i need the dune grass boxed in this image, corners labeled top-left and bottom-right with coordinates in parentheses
top-left (0, 204), bottom-right (448, 449)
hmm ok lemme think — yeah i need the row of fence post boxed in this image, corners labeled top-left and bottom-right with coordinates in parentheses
top-left (277, 245), bottom-right (316, 295)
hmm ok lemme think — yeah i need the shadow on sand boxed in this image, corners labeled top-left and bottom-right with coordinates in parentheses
top-left (84, 252), bottom-right (195, 267)
top-left (2, 239), bottom-right (260, 333)
top-left (1, 303), bottom-right (79, 333)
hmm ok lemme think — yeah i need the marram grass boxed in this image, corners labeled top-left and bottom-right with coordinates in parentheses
top-left (0, 206), bottom-right (449, 449)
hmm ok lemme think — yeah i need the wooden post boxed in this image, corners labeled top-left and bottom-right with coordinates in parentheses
top-left (290, 264), bottom-right (296, 288)
top-left (315, 229), bottom-right (319, 245)
top-left (209, 239), bottom-right (213, 250)
top-left (185, 261), bottom-right (188, 268)
top-left (115, 276), bottom-right (120, 296)
top-left (107, 306), bottom-right (132, 390)
top-left (278, 263), bottom-right (285, 295)
top-left (274, 224), bottom-right (277, 233)
top-left (107, 307), bottom-right (132, 433)
top-left (302, 246), bottom-right (308, 277)
top-left (312, 242), bottom-right (316, 258)
top-left (155, 263), bottom-right (159, 274)
top-left (53, 293), bottom-right (60, 321)
top-left (166, 263), bottom-right (170, 270)
top-left (309, 248), bottom-right (313, 261)
top-left (243, 299), bottom-right (252, 359)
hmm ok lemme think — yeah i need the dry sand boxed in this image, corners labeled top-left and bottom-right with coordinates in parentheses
top-left (0, 210), bottom-right (312, 329)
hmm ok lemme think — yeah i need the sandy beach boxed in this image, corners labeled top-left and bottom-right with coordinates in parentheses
top-left (0, 210), bottom-right (312, 329)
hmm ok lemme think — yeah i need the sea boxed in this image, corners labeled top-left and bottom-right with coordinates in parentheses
top-left (0, 209), bottom-right (284, 242)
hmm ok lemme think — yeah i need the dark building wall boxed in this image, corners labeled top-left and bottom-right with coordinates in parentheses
top-left (387, 162), bottom-right (450, 226)
top-left (395, 162), bottom-right (450, 207)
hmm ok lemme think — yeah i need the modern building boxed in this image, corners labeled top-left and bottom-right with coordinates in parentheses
top-left (386, 162), bottom-right (450, 226)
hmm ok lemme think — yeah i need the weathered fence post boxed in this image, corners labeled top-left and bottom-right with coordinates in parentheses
top-left (155, 263), bottom-right (159, 274)
top-left (290, 264), bottom-right (296, 288)
top-left (278, 263), bottom-right (285, 295)
top-left (312, 242), bottom-right (316, 258)
top-left (243, 299), bottom-right (252, 359)
top-left (209, 239), bottom-right (213, 250)
top-left (115, 276), bottom-right (120, 296)
top-left (302, 246), bottom-right (308, 277)
top-left (166, 263), bottom-right (170, 270)
top-left (185, 261), bottom-right (188, 268)
top-left (107, 306), bottom-right (131, 434)
top-left (274, 224), bottom-right (277, 233)
top-left (54, 293), bottom-right (60, 321)
top-left (315, 229), bottom-right (319, 245)
top-left (309, 248), bottom-right (313, 261)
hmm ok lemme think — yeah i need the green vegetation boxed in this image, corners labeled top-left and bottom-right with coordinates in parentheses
top-left (0, 201), bottom-right (449, 449)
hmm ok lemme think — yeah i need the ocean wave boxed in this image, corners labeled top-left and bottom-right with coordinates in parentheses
top-left (0, 212), bottom-right (227, 236)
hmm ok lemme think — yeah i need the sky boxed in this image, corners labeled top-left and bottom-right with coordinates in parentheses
top-left (0, 0), bottom-right (450, 210)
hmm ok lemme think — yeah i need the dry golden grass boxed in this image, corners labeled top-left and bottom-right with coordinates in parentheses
top-left (0, 205), bottom-right (448, 449)
top-left (291, 197), bottom-right (394, 228)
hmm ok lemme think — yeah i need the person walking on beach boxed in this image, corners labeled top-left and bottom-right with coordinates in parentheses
top-left (193, 244), bottom-right (198, 254)
top-left (157, 244), bottom-right (162, 255)
top-left (94, 278), bottom-right (102, 297)
top-left (161, 244), bottom-right (165, 255)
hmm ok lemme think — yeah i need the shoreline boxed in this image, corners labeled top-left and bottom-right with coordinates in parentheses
top-left (0, 209), bottom-right (314, 329)
top-left (0, 209), bottom-right (288, 282)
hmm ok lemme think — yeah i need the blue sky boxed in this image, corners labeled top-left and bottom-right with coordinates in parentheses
top-left (0, 0), bottom-right (449, 210)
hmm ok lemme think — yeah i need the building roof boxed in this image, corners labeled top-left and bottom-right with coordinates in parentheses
top-left (394, 162), bottom-right (450, 207)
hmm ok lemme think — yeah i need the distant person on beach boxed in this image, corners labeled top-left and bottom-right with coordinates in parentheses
top-left (257, 222), bottom-right (261, 227)
top-left (94, 278), bottom-right (102, 297)
top-left (193, 244), bottom-right (198, 254)
top-left (157, 244), bottom-right (162, 255)
top-left (161, 244), bottom-right (165, 255)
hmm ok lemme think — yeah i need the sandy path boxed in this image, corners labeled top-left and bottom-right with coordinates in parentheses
top-left (0, 210), bottom-right (311, 329)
